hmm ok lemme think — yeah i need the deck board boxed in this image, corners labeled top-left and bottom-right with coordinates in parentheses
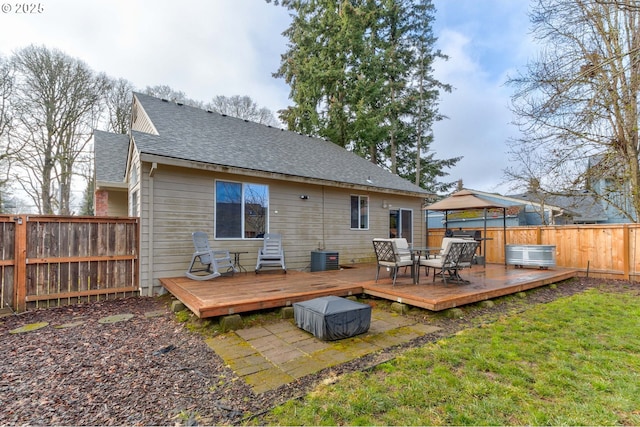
top-left (160, 263), bottom-right (578, 318)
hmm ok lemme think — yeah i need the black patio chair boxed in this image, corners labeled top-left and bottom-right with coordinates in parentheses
top-left (372, 238), bottom-right (414, 286)
top-left (421, 241), bottom-right (479, 284)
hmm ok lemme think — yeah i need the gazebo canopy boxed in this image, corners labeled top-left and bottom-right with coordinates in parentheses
top-left (423, 189), bottom-right (511, 211)
top-left (424, 190), bottom-right (510, 266)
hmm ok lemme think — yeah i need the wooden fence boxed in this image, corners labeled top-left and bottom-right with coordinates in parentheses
top-left (427, 224), bottom-right (640, 281)
top-left (1, 217), bottom-right (636, 312)
top-left (0, 215), bottom-right (139, 312)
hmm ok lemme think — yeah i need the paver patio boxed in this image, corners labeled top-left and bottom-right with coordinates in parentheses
top-left (205, 306), bottom-right (440, 393)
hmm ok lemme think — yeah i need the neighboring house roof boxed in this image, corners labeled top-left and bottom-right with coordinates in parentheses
top-left (130, 92), bottom-right (430, 196)
top-left (510, 191), bottom-right (609, 223)
top-left (94, 130), bottom-right (129, 186)
top-left (435, 188), bottom-right (588, 218)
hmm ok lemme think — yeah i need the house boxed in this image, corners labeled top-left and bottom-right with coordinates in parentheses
top-left (94, 93), bottom-right (431, 295)
top-left (586, 155), bottom-right (635, 223)
top-left (426, 188), bottom-right (617, 230)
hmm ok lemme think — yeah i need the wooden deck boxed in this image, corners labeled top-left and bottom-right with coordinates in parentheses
top-left (160, 263), bottom-right (578, 318)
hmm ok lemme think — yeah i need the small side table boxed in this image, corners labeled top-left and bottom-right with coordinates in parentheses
top-left (410, 247), bottom-right (442, 284)
top-left (230, 251), bottom-right (249, 273)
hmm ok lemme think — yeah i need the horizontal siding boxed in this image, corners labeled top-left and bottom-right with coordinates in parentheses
top-left (140, 163), bottom-right (426, 294)
top-left (107, 191), bottom-right (128, 217)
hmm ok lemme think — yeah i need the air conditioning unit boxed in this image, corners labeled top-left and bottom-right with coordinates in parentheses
top-left (310, 250), bottom-right (339, 272)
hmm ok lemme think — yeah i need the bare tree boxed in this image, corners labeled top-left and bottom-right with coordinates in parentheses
top-left (506, 0), bottom-right (640, 221)
top-left (11, 45), bottom-right (109, 214)
top-left (104, 77), bottom-right (134, 134)
top-left (206, 95), bottom-right (280, 126)
top-left (143, 85), bottom-right (203, 108)
top-left (0, 56), bottom-right (12, 145)
top-left (0, 55), bottom-right (16, 212)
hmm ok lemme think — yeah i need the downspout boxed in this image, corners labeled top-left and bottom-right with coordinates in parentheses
top-left (425, 209), bottom-right (429, 247)
top-left (321, 186), bottom-right (326, 250)
top-left (147, 162), bottom-right (157, 296)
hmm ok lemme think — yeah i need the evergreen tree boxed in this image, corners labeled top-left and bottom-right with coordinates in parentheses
top-left (79, 175), bottom-right (94, 216)
top-left (272, 0), bottom-right (460, 191)
top-left (403, 0), bottom-right (459, 192)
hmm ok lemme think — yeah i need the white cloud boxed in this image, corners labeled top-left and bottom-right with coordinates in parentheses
top-left (0, 0), bottom-right (292, 114)
top-left (431, 0), bottom-right (532, 194)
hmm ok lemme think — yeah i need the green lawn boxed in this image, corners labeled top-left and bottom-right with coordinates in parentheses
top-left (257, 287), bottom-right (640, 425)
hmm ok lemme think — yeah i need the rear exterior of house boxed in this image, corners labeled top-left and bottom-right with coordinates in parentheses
top-left (95, 93), bottom-right (431, 296)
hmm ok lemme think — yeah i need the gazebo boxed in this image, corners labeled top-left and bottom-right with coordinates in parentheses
top-left (424, 190), bottom-right (510, 265)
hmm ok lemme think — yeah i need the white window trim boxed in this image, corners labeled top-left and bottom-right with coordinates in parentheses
top-left (214, 179), bottom-right (269, 240)
top-left (350, 194), bottom-right (369, 230)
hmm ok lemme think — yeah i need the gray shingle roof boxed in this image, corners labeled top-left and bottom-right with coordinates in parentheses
top-left (132, 92), bottom-right (429, 195)
top-left (509, 191), bottom-right (609, 222)
top-left (543, 193), bottom-right (609, 222)
top-left (93, 130), bottom-right (129, 183)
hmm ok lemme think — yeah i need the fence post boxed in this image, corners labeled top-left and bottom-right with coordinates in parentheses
top-left (13, 214), bottom-right (27, 312)
top-left (623, 224), bottom-right (630, 281)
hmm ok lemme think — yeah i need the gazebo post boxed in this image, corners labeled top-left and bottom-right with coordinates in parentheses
top-left (503, 207), bottom-right (507, 266)
top-left (483, 208), bottom-right (487, 268)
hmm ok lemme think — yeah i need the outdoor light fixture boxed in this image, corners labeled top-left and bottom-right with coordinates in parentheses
top-left (299, 195), bottom-right (309, 200)
top-left (382, 200), bottom-right (388, 209)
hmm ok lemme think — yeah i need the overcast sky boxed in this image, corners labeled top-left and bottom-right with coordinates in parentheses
top-left (0, 0), bottom-right (534, 194)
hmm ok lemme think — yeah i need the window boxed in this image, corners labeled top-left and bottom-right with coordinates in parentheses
top-left (350, 195), bottom-right (369, 229)
top-left (130, 165), bottom-right (138, 186)
top-left (215, 180), bottom-right (268, 238)
top-left (129, 190), bottom-right (138, 216)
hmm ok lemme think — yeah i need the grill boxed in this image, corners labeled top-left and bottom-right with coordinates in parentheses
top-left (451, 230), bottom-right (481, 240)
top-left (450, 230), bottom-right (484, 265)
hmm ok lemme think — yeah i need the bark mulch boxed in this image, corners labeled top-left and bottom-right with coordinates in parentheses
top-left (0, 277), bottom-right (636, 425)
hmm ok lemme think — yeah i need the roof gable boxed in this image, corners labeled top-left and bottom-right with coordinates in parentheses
top-left (130, 92), bottom-right (429, 196)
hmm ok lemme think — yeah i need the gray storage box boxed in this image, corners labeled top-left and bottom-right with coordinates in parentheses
top-left (293, 296), bottom-right (371, 341)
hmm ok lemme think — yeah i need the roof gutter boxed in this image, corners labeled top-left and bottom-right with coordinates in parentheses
top-left (95, 180), bottom-right (128, 190)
